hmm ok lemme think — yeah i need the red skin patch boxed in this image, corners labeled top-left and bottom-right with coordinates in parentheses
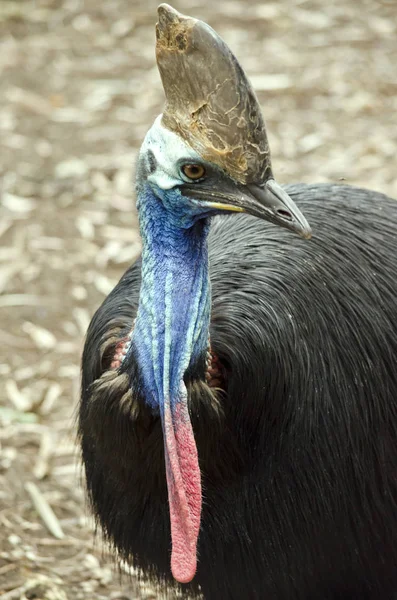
top-left (110, 335), bottom-right (130, 370)
top-left (111, 331), bottom-right (223, 388)
top-left (205, 350), bottom-right (224, 388)
top-left (163, 400), bottom-right (201, 583)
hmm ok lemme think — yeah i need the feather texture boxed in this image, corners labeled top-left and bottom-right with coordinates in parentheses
top-left (80, 183), bottom-right (397, 599)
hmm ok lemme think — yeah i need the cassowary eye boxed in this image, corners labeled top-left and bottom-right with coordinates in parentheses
top-left (182, 164), bottom-right (206, 181)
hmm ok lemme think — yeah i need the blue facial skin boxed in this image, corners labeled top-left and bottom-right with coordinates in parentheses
top-left (130, 182), bottom-right (212, 413)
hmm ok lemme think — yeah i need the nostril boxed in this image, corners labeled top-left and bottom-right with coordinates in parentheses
top-left (276, 209), bottom-right (292, 221)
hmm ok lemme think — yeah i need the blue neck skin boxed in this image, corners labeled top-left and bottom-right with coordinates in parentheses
top-left (131, 183), bottom-right (211, 411)
top-left (130, 181), bottom-right (211, 582)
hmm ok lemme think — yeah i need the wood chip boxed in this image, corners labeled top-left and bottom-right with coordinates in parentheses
top-left (53, 464), bottom-right (77, 477)
top-left (1, 193), bottom-right (37, 213)
top-left (24, 482), bottom-right (65, 540)
top-left (14, 365), bottom-right (38, 381)
top-left (0, 563), bottom-right (18, 576)
top-left (55, 158), bottom-right (88, 179)
top-left (0, 294), bottom-right (44, 307)
top-left (70, 286), bottom-right (87, 301)
top-left (33, 430), bottom-right (54, 479)
top-left (22, 322), bottom-right (57, 350)
top-left (0, 220), bottom-right (12, 239)
top-left (101, 224), bottom-right (134, 241)
top-left (75, 215), bottom-right (95, 240)
top-left (0, 247), bottom-right (22, 262)
top-left (112, 242), bottom-right (141, 265)
top-left (6, 86), bottom-right (53, 116)
top-left (0, 262), bottom-right (25, 294)
top-left (94, 274), bottom-right (116, 296)
top-left (73, 307), bottom-right (91, 336)
top-left (0, 584), bottom-right (27, 600)
top-left (57, 365), bottom-right (80, 378)
top-left (39, 383), bottom-right (62, 416)
top-left (249, 74), bottom-right (293, 91)
top-left (29, 237), bottom-right (64, 251)
top-left (95, 240), bottom-right (122, 268)
top-left (5, 379), bottom-right (32, 412)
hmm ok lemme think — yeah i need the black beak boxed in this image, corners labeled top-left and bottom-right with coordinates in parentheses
top-left (244, 180), bottom-right (312, 239)
top-left (182, 177), bottom-right (312, 239)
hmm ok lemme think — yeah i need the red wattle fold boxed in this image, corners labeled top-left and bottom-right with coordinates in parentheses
top-left (162, 399), bottom-right (202, 583)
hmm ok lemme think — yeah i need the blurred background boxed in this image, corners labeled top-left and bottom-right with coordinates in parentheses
top-left (0, 0), bottom-right (396, 598)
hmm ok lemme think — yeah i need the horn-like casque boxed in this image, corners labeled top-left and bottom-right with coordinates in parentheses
top-left (156, 4), bottom-right (273, 185)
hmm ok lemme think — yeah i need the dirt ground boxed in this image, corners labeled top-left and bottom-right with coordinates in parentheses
top-left (0, 0), bottom-right (396, 598)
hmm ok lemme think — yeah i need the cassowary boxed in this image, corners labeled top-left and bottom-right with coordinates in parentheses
top-left (79, 5), bottom-right (397, 599)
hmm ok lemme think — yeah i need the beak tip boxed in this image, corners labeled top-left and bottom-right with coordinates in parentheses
top-left (297, 220), bottom-right (312, 240)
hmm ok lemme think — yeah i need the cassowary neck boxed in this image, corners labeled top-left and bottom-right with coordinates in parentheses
top-left (131, 183), bottom-right (211, 583)
top-left (133, 185), bottom-right (211, 403)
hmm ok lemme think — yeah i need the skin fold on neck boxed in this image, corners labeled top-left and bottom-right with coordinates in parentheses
top-left (129, 183), bottom-right (211, 583)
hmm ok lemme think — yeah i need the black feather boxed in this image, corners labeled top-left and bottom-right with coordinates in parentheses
top-left (79, 183), bottom-right (397, 599)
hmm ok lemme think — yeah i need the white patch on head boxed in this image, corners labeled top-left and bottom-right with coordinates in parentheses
top-left (140, 115), bottom-right (202, 190)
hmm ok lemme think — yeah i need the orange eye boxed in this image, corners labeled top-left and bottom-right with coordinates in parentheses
top-left (181, 164), bottom-right (206, 180)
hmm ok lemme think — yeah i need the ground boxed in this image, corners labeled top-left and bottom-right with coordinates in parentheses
top-left (0, 0), bottom-right (396, 598)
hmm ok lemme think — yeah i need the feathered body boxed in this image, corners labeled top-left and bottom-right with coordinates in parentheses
top-left (80, 183), bottom-right (397, 599)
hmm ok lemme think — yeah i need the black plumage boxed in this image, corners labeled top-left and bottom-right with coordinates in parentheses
top-left (80, 183), bottom-right (397, 599)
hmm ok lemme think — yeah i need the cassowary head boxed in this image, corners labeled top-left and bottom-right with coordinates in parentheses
top-left (137, 4), bottom-right (311, 237)
top-left (129, 4), bottom-right (311, 585)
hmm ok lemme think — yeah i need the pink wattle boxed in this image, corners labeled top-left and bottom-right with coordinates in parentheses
top-left (163, 400), bottom-right (201, 584)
